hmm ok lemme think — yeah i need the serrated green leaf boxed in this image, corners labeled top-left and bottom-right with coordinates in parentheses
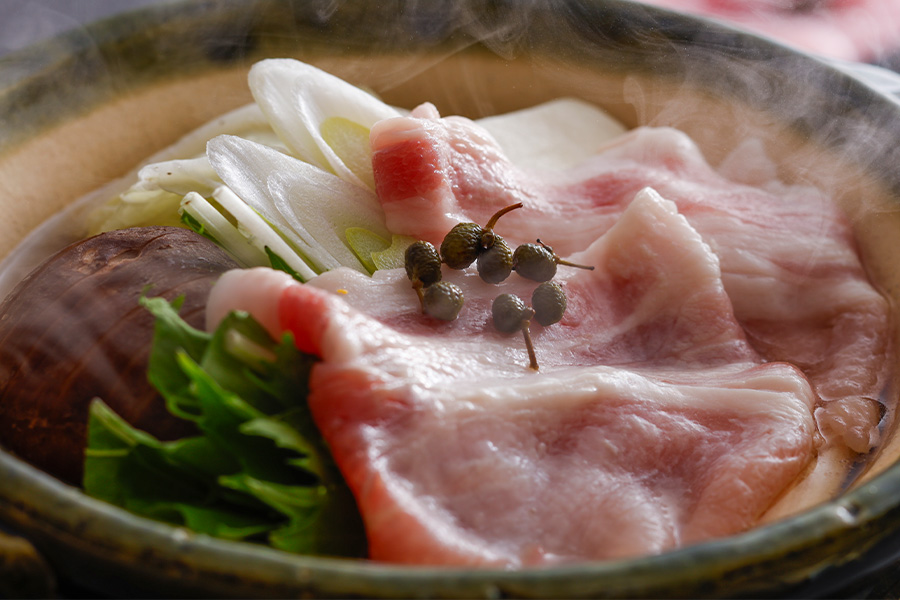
top-left (83, 296), bottom-right (364, 556)
top-left (140, 295), bottom-right (212, 421)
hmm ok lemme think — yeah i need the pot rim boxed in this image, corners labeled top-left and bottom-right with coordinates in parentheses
top-left (2, 1), bottom-right (900, 597)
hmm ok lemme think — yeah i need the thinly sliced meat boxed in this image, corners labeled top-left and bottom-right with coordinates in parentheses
top-left (207, 191), bottom-right (816, 566)
top-left (312, 354), bottom-right (814, 566)
top-left (371, 111), bottom-right (892, 454)
top-left (307, 188), bottom-right (759, 371)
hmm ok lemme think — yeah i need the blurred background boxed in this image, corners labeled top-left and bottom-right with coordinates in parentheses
top-left (3, 0), bottom-right (900, 69)
top-left (3, 0), bottom-right (900, 70)
top-left (639, 0), bottom-right (900, 69)
top-left (0, 0), bottom-right (160, 57)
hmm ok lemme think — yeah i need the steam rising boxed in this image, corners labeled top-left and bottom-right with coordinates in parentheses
top-left (0, 0), bottom-right (161, 56)
top-left (4, 1), bottom-right (900, 270)
top-left (373, 1), bottom-right (900, 221)
top-left (637, 0), bottom-right (900, 63)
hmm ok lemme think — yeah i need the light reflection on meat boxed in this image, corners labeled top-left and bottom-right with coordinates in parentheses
top-left (371, 111), bottom-right (893, 456)
top-left (207, 190), bottom-right (819, 566)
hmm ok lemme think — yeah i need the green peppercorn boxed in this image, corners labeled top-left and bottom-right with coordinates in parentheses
top-left (513, 242), bottom-right (557, 282)
top-left (405, 240), bottom-right (442, 286)
top-left (491, 293), bottom-right (533, 333)
top-left (532, 281), bottom-right (567, 326)
top-left (491, 293), bottom-right (539, 370)
top-left (439, 203), bottom-right (523, 270)
top-left (440, 222), bottom-right (484, 269)
top-left (476, 235), bottom-right (513, 284)
top-left (513, 239), bottom-right (595, 282)
top-left (423, 281), bottom-right (465, 321)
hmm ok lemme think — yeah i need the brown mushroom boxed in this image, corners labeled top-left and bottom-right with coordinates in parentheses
top-left (0, 226), bottom-right (239, 485)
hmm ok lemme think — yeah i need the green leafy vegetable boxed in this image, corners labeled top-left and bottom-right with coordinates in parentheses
top-left (264, 247), bottom-right (307, 283)
top-left (83, 296), bottom-right (366, 557)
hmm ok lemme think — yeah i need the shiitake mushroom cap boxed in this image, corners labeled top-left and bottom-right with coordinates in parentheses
top-left (0, 226), bottom-right (238, 485)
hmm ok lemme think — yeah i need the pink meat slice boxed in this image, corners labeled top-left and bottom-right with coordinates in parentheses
top-left (371, 112), bottom-right (892, 454)
top-left (207, 190), bottom-right (817, 566)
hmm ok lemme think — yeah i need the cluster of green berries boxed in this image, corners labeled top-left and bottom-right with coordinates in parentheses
top-left (404, 239), bottom-right (463, 321)
top-left (404, 203), bottom-right (593, 369)
top-left (491, 281), bottom-right (567, 370)
top-left (438, 203), bottom-right (594, 285)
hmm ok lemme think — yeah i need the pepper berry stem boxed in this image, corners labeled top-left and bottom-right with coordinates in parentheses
top-left (521, 322), bottom-right (539, 371)
top-left (412, 279), bottom-right (426, 312)
top-left (485, 202), bottom-right (523, 231)
top-left (481, 203), bottom-right (524, 250)
top-left (536, 239), bottom-right (594, 271)
top-left (557, 259), bottom-right (595, 271)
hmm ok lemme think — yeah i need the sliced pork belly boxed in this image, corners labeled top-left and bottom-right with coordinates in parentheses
top-left (207, 191), bottom-right (817, 566)
top-left (371, 110), bottom-right (892, 454)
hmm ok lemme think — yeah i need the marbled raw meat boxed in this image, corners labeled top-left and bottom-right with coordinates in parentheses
top-left (370, 110), bottom-right (892, 454)
top-left (207, 189), bottom-right (817, 566)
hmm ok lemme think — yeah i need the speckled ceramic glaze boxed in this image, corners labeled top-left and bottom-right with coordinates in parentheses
top-left (3, 1), bottom-right (900, 597)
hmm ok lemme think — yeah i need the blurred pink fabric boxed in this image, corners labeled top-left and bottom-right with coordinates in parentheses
top-left (638, 0), bottom-right (900, 62)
